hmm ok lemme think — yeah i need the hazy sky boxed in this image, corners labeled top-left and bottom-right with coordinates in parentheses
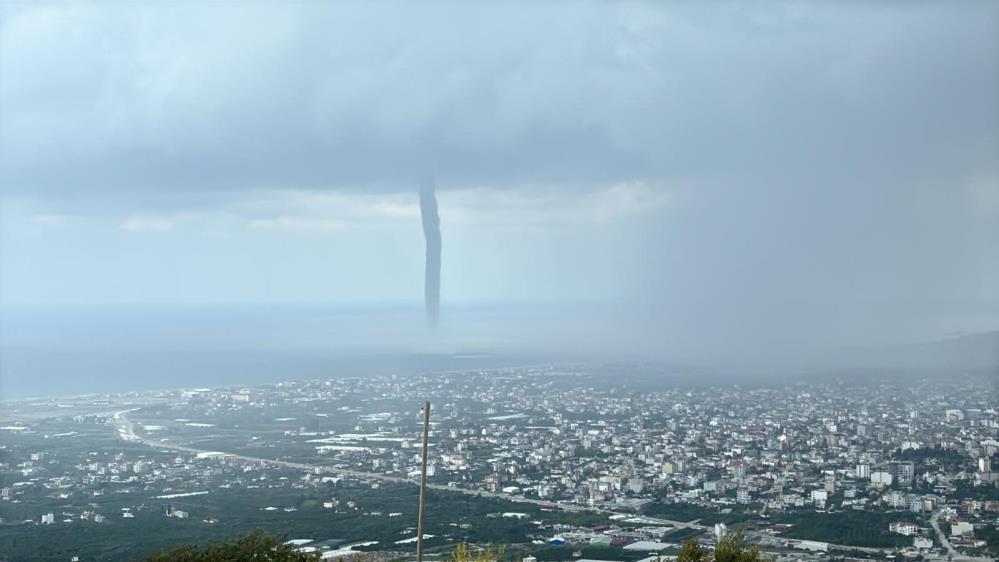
top-left (1, 2), bottom-right (997, 358)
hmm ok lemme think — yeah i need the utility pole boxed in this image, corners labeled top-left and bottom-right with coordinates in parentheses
top-left (416, 400), bottom-right (431, 562)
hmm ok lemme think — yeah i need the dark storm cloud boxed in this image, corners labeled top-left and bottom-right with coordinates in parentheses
top-left (1, 1), bottom-right (996, 360)
top-left (1, 2), bottom-right (995, 202)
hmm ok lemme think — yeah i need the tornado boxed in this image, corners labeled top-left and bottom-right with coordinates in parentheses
top-left (419, 179), bottom-right (441, 326)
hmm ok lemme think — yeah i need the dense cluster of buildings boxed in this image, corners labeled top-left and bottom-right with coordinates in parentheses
top-left (2, 366), bottom-right (997, 559)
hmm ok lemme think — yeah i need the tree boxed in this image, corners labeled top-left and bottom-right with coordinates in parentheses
top-left (677, 530), bottom-right (761, 562)
top-left (145, 529), bottom-right (320, 561)
top-left (449, 542), bottom-right (505, 562)
top-left (676, 538), bottom-right (708, 562)
top-left (713, 530), bottom-right (761, 562)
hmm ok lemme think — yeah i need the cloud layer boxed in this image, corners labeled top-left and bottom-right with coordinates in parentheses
top-left (3, 2), bottom-right (995, 198)
top-left (0, 1), bottom-right (997, 359)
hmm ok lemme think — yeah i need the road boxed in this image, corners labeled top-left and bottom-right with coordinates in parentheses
top-left (113, 410), bottom-right (952, 557)
top-left (925, 510), bottom-right (994, 562)
top-left (113, 410), bottom-right (705, 529)
top-left (930, 509), bottom-right (960, 559)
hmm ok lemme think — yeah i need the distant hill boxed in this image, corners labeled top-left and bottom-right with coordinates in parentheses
top-left (830, 330), bottom-right (999, 374)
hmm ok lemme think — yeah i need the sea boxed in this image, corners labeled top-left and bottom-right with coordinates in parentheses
top-left (0, 302), bottom-right (571, 401)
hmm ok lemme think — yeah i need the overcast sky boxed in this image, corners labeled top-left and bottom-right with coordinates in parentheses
top-left (1, 1), bottom-right (997, 359)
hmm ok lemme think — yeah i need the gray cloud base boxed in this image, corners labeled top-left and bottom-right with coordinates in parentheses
top-left (2, 2), bottom-right (995, 198)
top-left (0, 2), bottom-right (997, 362)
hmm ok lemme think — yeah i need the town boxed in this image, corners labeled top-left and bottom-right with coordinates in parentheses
top-left (1, 366), bottom-right (997, 561)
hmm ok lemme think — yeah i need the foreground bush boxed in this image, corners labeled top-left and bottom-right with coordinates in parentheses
top-left (677, 530), bottom-right (761, 562)
top-left (449, 542), bottom-right (505, 562)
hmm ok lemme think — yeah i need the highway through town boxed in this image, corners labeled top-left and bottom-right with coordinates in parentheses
top-left (113, 410), bottom-right (705, 527)
top-left (114, 410), bottom-right (973, 559)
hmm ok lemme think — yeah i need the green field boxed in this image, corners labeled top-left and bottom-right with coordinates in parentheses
top-left (775, 509), bottom-right (919, 549)
top-left (0, 417), bottom-right (609, 561)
